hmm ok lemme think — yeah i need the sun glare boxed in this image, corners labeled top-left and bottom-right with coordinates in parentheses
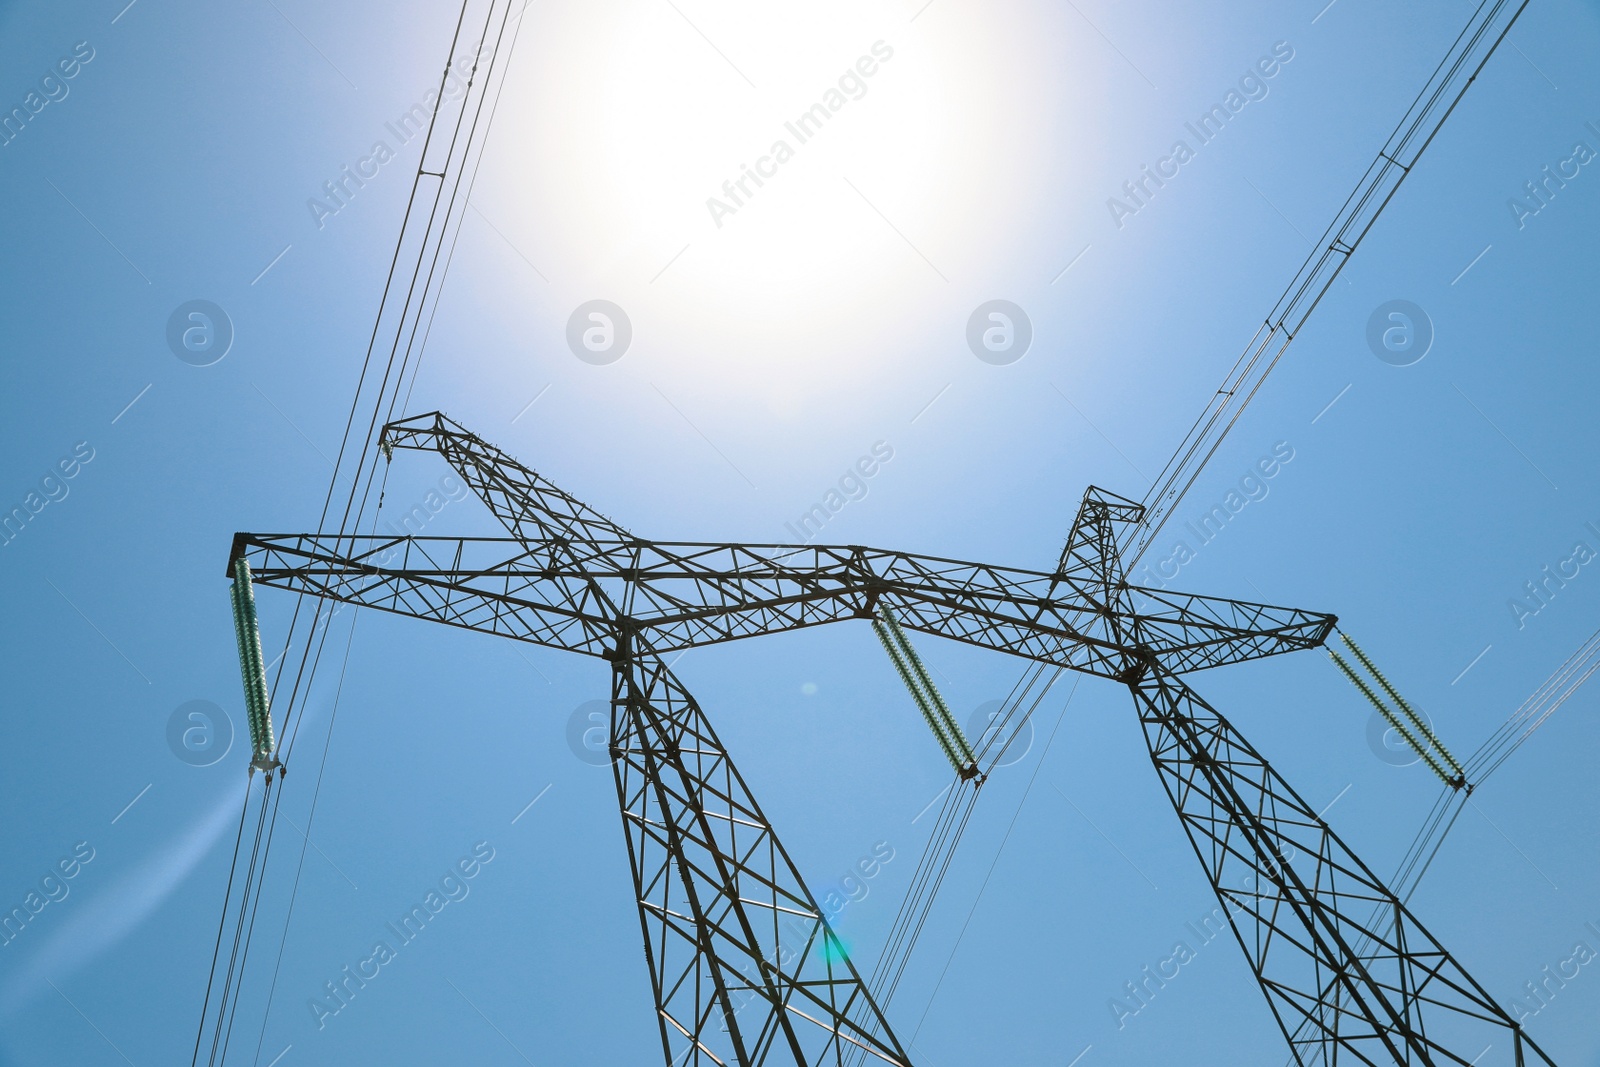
top-left (475, 2), bottom-right (1077, 404)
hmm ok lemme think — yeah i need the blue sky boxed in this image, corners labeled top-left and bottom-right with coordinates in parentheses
top-left (2, 0), bottom-right (1599, 1064)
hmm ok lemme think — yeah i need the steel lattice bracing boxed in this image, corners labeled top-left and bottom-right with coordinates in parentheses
top-left (230, 414), bottom-right (1557, 1066)
top-left (230, 531), bottom-right (1332, 676)
top-left (381, 413), bottom-right (909, 1066)
top-left (1133, 672), bottom-right (1546, 1065)
top-left (612, 646), bottom-right (911, 1066)
top-left (1070, 493), bottom-right (1556, 1067)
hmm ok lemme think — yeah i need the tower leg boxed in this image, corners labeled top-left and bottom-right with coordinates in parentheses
top-left (610, 652), bottom-right (913, 1067)
top-left (1129, 670), bottom-right (1555, 1066)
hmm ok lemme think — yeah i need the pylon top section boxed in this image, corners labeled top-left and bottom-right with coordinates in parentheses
top-left (230, 413), bottom-right (1334, 681)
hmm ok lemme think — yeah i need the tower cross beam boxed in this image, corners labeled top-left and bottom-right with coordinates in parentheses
top-left (230, 532), bottom-right (1333, 678)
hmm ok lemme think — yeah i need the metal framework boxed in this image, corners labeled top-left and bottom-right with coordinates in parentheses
top-left (230, 412), bottom-right (1555, 1066)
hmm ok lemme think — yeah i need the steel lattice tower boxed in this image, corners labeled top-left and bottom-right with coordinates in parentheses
top-left (229, 412), bottom-right (1557, 1066)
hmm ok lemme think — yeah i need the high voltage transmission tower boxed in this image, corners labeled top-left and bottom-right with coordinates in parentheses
top-left (192, 0), bottom-right (1565, 1062)
top-left (226, 413), bottom-right (1557, 1066)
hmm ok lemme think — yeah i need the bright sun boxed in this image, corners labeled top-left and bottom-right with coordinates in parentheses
top-left (469, 1), bottom-right (1091, 407)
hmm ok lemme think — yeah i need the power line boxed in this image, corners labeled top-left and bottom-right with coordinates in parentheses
top-left (191, 3), bottom-right (528, 1058)
top-left (1128, 0), bottom-right (1532, 565)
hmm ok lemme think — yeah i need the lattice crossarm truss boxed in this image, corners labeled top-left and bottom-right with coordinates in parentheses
top-left (230, 533), bottom-right (1332, 677)
top-left (1124, 586), bottom-right (1337, 672)
top-left (1128, 671), bottom-right (1556, 1067)
top-left (231, 532), bottom-right (621, 656)
top-left (611, 649), bottom-right (912, 1067)
top-left (363, 424), bottom-right (1331, 673)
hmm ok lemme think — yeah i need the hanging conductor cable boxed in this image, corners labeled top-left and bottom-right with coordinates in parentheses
top-left (1391, 622), bottom-right (1600, 903)
top-left (1125, 0), bottom-right (1531, 566)
top-left (1280, 623), bottom-right (1598, 1065)
top-left (845, 656), bottom-right (1069, 1067)
top-left (189, 557), bottom-right (287, 1067)
top-left (189, 3), bottom-right (528, 1062)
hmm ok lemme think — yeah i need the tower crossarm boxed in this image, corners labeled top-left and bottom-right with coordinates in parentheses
top-left (1123, 586), bottom-right (1336, 672)
top-left (228, 533), bottom-right (1334, 676)
top-left (231, 531), bottom-right (622, 656)
top-left (363, 421), bottom-right (1332, 671)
